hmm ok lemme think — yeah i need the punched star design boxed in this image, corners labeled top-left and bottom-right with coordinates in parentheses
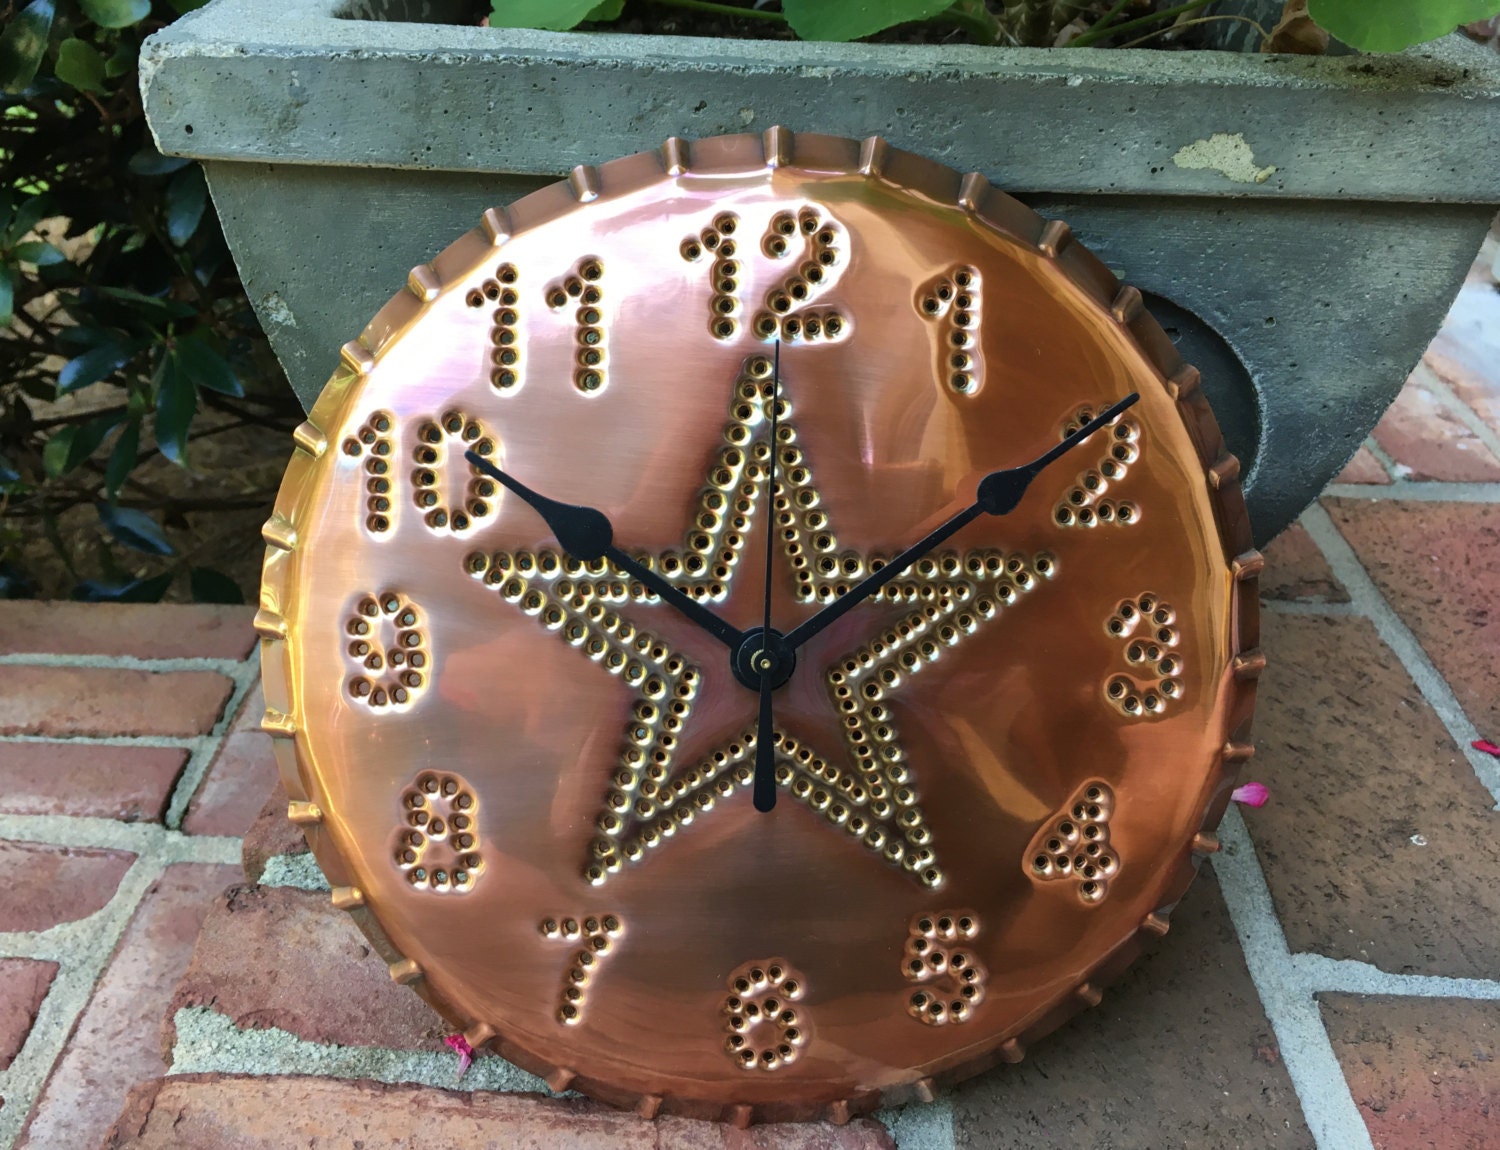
top-left (467, 353), bottom-right (1056, 888)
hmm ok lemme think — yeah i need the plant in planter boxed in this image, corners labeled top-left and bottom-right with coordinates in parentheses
top-left (0, 0), bottom-right (297, 601)
top-left (137, 0), bottom-right (1500, 546)
top-left (488, 0), bottom-right (1500, 53)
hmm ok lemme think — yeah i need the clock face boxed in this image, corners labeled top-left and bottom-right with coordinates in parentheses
top-left (258, 129), bottom-right (1260, 1124)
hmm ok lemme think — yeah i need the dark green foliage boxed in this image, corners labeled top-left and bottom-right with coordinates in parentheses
top-left (78, 0), bottom-right (151, 27)
top-left (0, 2), bottom-right (55, 94)
top-left (188, 564), bottom-right (243, 603)
top-left (487, 0), bottom-right (624, 31)
top-left (1309, 0), bottom-right (1500, 51)
top-left (489, 0), bottom-right (1500, 49)
top-left (780, 0), bottom-right (961, 42)
top-left (0, 0), bottom-right (298, 602)
top-left (96, 500), bottom-right (173, 553)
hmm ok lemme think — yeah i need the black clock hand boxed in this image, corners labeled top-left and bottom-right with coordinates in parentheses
top-left (465, 451), bottom-right (745, 651)
top-left (753, 342), bottom-right (782, 813)
top-left (782, 392), bottom-right (1140, 653)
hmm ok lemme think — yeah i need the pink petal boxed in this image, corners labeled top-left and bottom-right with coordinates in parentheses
top-left (1231, 781), bottom-right (1270, 807)
top-left (1472, 739), bottom-right (1500, 758)
top-left (444, 1034), bottom-right (475, 1079)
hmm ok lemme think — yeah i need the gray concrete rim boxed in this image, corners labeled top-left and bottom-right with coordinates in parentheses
top-left (140, 0), bottom-right (1500, 201)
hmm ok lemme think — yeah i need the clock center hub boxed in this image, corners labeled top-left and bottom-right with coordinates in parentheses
top-left (732, 627), bottom-right (797, 692)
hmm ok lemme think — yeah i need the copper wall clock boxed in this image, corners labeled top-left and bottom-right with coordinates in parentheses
top-left (257, 128), bottom-right (1261, 1125)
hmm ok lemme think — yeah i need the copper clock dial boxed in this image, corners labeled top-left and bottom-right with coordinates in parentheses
top-left (258, 129), bottom-right (1260, 1124)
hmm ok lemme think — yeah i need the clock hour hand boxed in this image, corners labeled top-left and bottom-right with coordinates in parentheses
top-left (465, 451), bottom-right (745, 651)
top-left (782, 392), bottom-right (1140, 653)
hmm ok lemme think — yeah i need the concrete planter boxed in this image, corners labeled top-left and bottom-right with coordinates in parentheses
top-left (140, 0), bottom-right (1500, 542)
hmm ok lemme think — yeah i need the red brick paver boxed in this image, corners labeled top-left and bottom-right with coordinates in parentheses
top-left (0, 666), bottom-right (234, 739)
top-left (0, 959), bottom-right (58, 1072)
top-left (15, 863), bottom-right (239, 1150)
top-left (0, 843), bottom-right (136, 933)
top-left (1326, 499), bottom-right (1500, 740)
top-left (0, 743), bottom-right (186, 822)
top-left (1369, 378), bottom-right (1500, 481)
top-left (165, 885), bottom-right (445, 1055)
top-left (181, 685), bottom-right (279, 837)
top-left (1322, 996), bottom-right (1500, 1150)
top-left (101, 1074), bottom-right (896, 1150)
top-left (1247, 613), bottom-right (1500, 979)
top-left (0, 602), bottom-right (256, 661)
top-left (950, 871), bottom-right (1313, 1147)
top-left (239, 782), bottom-right (306, 884)
top-left (1423, 241), bottom-right (1500, 440)
top-left (1261, 522), bottom-right (1349, 602)
top-left (1334, 445), bottom-right (1391, 485)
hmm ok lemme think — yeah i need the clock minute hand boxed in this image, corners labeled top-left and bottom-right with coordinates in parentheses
top-left (753, 340), bottom-right (783, 814)
top-left (465, 452), bottom-right (745, 651)
top-left (782, 392), bottom-right (1140, 653)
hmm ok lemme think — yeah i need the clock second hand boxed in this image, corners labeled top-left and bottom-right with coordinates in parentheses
top-left (753, 341), bottom-right (782, 813)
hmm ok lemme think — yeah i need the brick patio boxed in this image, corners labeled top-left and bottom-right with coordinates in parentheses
top-left (1, 230), bottom-right (1497, 1149)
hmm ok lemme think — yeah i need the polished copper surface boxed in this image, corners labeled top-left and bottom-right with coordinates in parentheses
top-left (259, 129), bottom-right (1259, 1124)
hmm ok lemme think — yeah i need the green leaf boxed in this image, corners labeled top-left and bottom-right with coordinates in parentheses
top-left (0, 0), bottom-right (55, 95)
top-left (782, 0), bottom-right (953, 40)
top-left (42, 414), bottom-right (119, 478)
top-left (96, 502), bottom-right (175, 555)
top-left (1307, 0), bottom-right (1500, 51)
top-left (584, 0), bottom-right (624, 19)
top-left (66, 411), bottom-right (123, 472)
top-left (488, 0), bottom-right (604, 31)
top-left (190, 566), bottom-right (244, 604)
top-left (41, 512), bottom-right (76, 577)
top-left (97, 285), bottom-right (197, 321)
top-left (103, 418), bottom-right (138, 497)
top-left (59, 338), bottom-right (145, 393)
top-left (42, 428), bottom-right (75, 479)
top-left (57, 324), bottom-right (121, 351)
top-left (0, 265), bottom-right (12, 328)
top-left (154, 353), bottom-right (195, 466)
top-left (5, 196), bottom-right (50, 246)
top-left (172, 332), bottom-right (242, 397)
top-left (164, 164), bottom-right (207, 247)
top-left (128, 145), bottom-right (192, 177)
top-left (104, 38), bottom-right (134, 78)
top-left (12, 240), bottom-right (66, 267)
top-left (55, 38), bottom-right (107, 93)
top-left (79, 0), bottom-right (151, 29)
top-left (74, 571), bottom-right (174, 602)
